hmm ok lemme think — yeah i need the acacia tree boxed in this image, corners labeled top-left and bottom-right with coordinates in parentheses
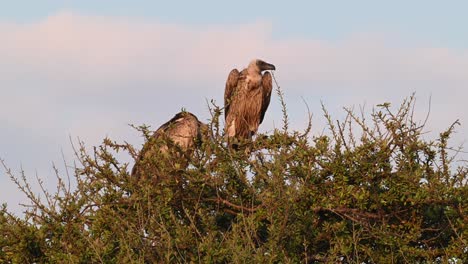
top-left (1, 95), bottom-right (466, 263)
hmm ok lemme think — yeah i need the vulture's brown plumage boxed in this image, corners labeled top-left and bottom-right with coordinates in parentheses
top-left (224, 59), bottom-right (275, 141)
top-left (131, 111), bottom-right (206, 178)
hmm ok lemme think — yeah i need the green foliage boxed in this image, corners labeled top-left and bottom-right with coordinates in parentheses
top-left (1, 96), bottom-right (467, 263)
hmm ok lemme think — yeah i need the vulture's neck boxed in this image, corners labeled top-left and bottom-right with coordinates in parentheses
top-left (246, 67), bottom-right (262, 87)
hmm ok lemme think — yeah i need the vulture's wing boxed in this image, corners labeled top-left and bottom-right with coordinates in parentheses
top-left (224, 69), bottom-right (240, 119)
top-left (259, 71), bottom-right (273, 124)
top-left (156, 112), bottom-right (187, 133)
top-left (131, 112), bottom-right (191, 177)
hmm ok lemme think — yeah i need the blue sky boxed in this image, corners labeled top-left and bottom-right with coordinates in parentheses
top-left (1, 1), bottom-right (467, 215)
top-left (3, 1), bottom-right (468, 47)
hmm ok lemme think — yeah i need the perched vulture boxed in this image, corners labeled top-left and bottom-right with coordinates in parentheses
top-left (131, 111), bottom-right (206, 178)
top-left (224, 59), bottom-right (275, 141)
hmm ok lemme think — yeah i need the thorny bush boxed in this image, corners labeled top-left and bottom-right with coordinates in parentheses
top-left (1, 95), bottom-right (467, 263)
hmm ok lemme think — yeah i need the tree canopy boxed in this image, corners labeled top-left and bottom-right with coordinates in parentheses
top-left (1, 96), bottom-right (466, 263)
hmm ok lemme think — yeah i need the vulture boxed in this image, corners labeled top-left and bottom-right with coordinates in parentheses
top-left (224, 59), bottom-right (275, 141)
top-left (131, 111), bottom-right (207, 178)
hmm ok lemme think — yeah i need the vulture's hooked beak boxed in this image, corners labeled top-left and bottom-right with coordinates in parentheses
top-left (258, 60), bottom-right (276, 71)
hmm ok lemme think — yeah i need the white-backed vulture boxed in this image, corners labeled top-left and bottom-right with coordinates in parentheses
top-left (224, 59), bottom-right (275, 141)
top-left (131, 111), bottom-right (206, 178)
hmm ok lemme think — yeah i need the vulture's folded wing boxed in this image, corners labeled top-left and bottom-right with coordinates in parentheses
top-left (259, 71), bottom-right (273, 124)
top-left (224, 69), bottom-right (240, 119)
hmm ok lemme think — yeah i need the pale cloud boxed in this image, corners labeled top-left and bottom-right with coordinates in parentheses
top-left (1, 12), bottom-right (467, 214)
top-left (2, 12), bottom-right (468, 90)
top-left (1, 12), bottom-right (271, 91)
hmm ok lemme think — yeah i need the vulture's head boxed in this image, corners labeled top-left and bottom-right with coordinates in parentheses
top-left (248, 59), bottom-right (276, 73)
